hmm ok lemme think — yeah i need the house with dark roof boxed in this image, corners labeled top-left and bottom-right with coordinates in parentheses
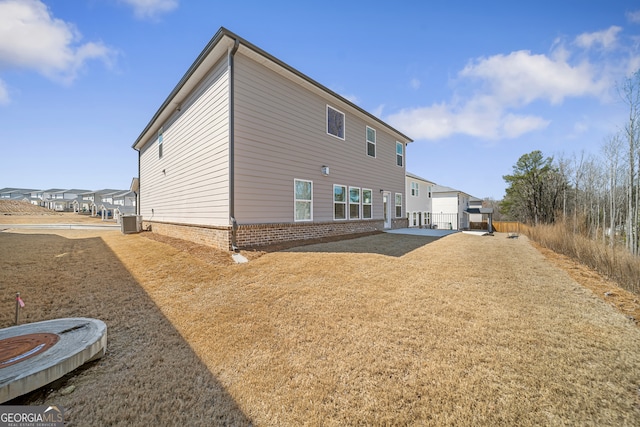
top-left (132, 27), bottom-right (412, 250)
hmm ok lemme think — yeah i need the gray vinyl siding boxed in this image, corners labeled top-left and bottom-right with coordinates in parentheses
top-left (139, 58), bottom-right (230, 226)
top-left (233, 53), bottom-right (406, 224)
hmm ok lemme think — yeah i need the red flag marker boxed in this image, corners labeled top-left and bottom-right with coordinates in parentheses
top-left (17, 295), bottom-right (25, 308)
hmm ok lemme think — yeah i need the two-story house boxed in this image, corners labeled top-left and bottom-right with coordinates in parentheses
top-left (405, 172), bottom-right (436, 228)
top-left (132, 27), bottom-right (412, 250)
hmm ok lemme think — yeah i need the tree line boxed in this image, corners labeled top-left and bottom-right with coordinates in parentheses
top-left (501, 70), bottom-right (640, 256)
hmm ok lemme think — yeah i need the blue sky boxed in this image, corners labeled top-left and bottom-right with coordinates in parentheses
top-left (0, 0), bottom-right (638, 199)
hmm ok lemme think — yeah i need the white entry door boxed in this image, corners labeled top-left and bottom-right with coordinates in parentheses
top-left (383, 192), bottom-right (392, 229)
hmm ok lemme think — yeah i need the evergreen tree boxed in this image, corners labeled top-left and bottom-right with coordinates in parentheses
top-left (502, 150), bottom-right (567, 224)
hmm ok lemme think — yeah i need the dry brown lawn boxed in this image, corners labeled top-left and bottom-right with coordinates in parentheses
top-left (1, 208), bottom-right (640, 426)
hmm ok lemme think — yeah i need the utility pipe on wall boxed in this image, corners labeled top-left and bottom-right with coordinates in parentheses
top-left (228, 39), bottom-right (240, 251)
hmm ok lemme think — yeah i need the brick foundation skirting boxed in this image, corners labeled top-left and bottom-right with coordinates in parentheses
top-left (144, 221), bottom-right (231, 250)
top-left (143, 218), bottom-right (409, 251)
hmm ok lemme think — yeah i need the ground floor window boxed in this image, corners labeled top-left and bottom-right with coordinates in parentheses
top-left (334, 184), bottom-right (346, 220)
top-left (349, 187), bottom-right (361, 219)
top-left (294, 179), bottom-right (312, 221)
top-left (334, 185), bottom-right (374, 220)
top-left (362, 189), bottom-right (372, 219)
top-left (395, 193), bottom-right (402, 218)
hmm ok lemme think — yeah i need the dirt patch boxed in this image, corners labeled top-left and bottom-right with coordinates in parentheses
top-left (0, 204), bottom-right (110, 226)
top-left (2, 218), bottom-right (640, 426)
top-left (0, 200), bottom-right (59, 216)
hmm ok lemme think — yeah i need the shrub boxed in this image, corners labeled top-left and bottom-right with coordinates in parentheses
top-left (526, 221), bottom-right (640, 295)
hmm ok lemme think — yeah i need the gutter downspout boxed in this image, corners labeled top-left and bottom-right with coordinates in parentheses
top-left (229, 39), bottom-right (240, 251)
top-left (137, 151), bottom-right (141, 216)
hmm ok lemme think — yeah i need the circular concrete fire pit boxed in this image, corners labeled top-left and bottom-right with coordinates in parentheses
top-left (0, 318), bottom-right (107, 403)
top-left (0, 333), bottom-right (60, 368)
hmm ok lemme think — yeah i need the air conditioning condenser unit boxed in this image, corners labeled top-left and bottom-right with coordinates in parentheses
top-left (121, 215), bottom-right (142, 234)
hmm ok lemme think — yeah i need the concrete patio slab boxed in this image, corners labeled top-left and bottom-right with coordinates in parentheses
top-left (383, 228), bottom-right (458, 237)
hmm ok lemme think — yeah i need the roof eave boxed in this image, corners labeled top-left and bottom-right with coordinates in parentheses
top-left (132, 28), bottom-right (236, 151)
top-left (132, 27), bottom-right (413, 152)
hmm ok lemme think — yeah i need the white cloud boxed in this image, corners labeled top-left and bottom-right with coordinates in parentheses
top-left (386, 28), bottom-right (623, 141)
top-left (387, 104), bottom-right (455, 140)
top-left (459, 49), bottom-right (608, 106)
top-left (627, 10), bottom-right (640, 24)
top-left (386, 99), bottom-right (549, 141)
top-left (371, 104), bottom-right (385, 119)
top-left (501, 114), bottom-right (550, 139)
top-left (574, 26), bottom-right (621, 50)
top-left (341, 93), bottom-right (359, 104)
top-left (0, 79), bottom-right (9, 105)
top-left (0, 0), bottom-right (115, 85)
top-left (410, 78), bottom-right (421, 90)
top-left (119, 0), bottom-right (179, 20)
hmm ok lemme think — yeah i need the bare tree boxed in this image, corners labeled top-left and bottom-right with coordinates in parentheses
top-left (618, 70), bottom-right (640, 255)
top-left (601, 133), bottom-right (623, 247)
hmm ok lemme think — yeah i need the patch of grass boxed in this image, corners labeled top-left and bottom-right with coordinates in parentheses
top-left (2, 224), bottom-right (640, 425)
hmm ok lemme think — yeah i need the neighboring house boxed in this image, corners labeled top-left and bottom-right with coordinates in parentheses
top-left (77, 189), bottom-right (121, 215)
top-left (467, 197), bottom-right (484, 225)
top-left (111, 190), bottom-right (136, 209)
top-left (1, 187), bottom-right (132, 217)
top-left (132, 27), bottom-right (412, 250)
top-left (431, 185), bottom-right (473, 230)
top-left (45, 189), bottom-right (90, 212)
top-left (0, 188), bottom-right (38, 201)
top-left (467, 197), bottom-right (494, 231)
top-left (41, 188), bottom-right (67, 211)
top-left (405, 172), bottom-right (436, 228)
top-left (28, 190), bottom-right (45, 206)
top-left (104, 190), bottom-right (136, 222)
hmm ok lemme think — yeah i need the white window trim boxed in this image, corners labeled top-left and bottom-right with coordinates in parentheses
top-left (327, 105), bottom-right (346, 140)
top-left (349, 186), bottom-right (361, 220)
top-left (333, 184), bottom-right (347, 221)
top-left (395, 193), bottom-right (402, 218)
top-left (396, 141), bottom-right (404, 167)
top-left (362, 188), bottom-right (373, 219)
top-left (294, 179), bottom-right (313, 222)
top-left (366, 126), bottom-right (376, 158)
top-left (411, 182), bottom-right (419, 197)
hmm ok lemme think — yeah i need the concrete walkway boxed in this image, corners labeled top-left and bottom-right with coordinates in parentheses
top-left (0, 223), bottom-right (120, 230)
top-left (384, 228), bottom-right (458, 237)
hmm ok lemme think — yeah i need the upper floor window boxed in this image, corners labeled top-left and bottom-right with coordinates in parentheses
top-left (366, 126), bottom-right (376, 157)
top-left (294, 179), bottom-right (312, 221)
top-left (411, 182), bottom-right (419, 197)
top-left (158, 127), bottom-right (164, 159)
top-left (396, 142), bottom-right (404, 167)
top-left (327, 105), bottom-right (345, 139)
